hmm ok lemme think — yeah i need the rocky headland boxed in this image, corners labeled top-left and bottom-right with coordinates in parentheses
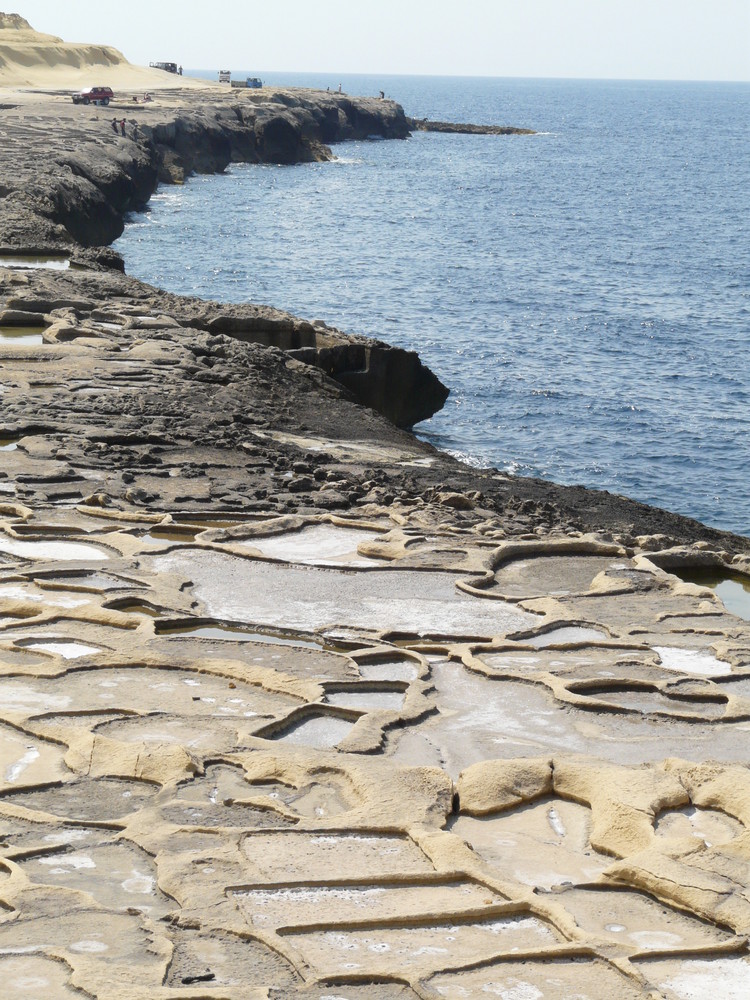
top-left (408, 118), bottom-right (536, 136)
top-left (1, 14), bottom-right (750, 1000)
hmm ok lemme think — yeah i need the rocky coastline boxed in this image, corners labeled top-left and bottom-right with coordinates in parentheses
top-left (2, 77), bottom-right (750, 999)
top-left (0, 84), bottom-right (746, 548)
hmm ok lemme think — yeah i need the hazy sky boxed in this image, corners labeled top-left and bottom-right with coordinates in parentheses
top-left (13, 1), bottom-right (750, 80)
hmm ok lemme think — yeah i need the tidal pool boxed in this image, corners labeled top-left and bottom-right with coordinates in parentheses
top-left (676, 569), bottom-right (750, 622)
top-left (0, 327), bottom-right (45, 346)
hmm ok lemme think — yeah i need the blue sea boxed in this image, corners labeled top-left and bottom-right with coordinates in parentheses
top-left (115, 73), bottom-right (750, 536)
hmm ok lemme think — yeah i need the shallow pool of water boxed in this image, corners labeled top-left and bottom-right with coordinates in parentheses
top-left (325, 688), bottom-right (406, 711)
top-left (358, 660), bottom-right (419, 682)
top-left (526, 626), bottom-right (608, 648)
top-left (264, 712), bottom-right (357, 749)
top-left (676, 569), bottom-right (750, 622)
top-left (0, 536), bottom-right (110, 562)
top-left (240, 524), bottom-right (385, 567)
top-left (0, 327), bottom-right (45, 346)
top-left (0, 255), bottom-right (70, 270)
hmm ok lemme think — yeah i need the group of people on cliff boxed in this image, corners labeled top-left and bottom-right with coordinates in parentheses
top-left (111, 117), bottom-right (138, 139)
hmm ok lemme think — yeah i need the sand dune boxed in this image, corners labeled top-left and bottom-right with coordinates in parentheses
top-left (0, 12), bottom-right (214, 90)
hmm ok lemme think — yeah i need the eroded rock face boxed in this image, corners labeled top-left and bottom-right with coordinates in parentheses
top-left (0, 88), bottom-right (409, 251)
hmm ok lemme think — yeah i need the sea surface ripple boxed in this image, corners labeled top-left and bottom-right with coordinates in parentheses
top-left (115, 74), bottom-right (750, 535)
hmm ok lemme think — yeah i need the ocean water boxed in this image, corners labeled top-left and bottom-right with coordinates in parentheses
top-left (115, 74), bottom-right (750, 536)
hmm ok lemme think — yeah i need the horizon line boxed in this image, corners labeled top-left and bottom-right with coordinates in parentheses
top-left (180, 68), bottom-right (750, 85)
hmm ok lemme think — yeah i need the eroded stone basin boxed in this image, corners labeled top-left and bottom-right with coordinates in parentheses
top-left (0, 722), bottom-right (67, 785)
top-left (575, 684), bottom-right (727, 719)
top-left (492, 555), bottom-right (620, 596)
top-left (653, 645), bottom-right (728, 677)
top-left (655, 805), bottom-right (743, 846)
top-left (154, 551), bottom-right (537, 637)
top-left (0, 583), bottom-right (90, 608)
top-left (449, 797), bottom-right (609, 889)
top-left (325, 688), bottom-right (406, 711)
top-left (0, 954), bottom-right (80, 998)
top-left (238, 524), bottom-right (385, 567)
top-left (0, 536), bottom-right (109, 561)
top-left (428, 957), bottom-right (646, 999)
top-left (240, 831), bottom-right (433, 882)
top-left (387, 660), bottom-right (750, 775)
top-left (525, 626), bottom-right (609, 648)
top-left (4, 666), bottom-right (300, 720)
top-left (158, 622), bottom-right (326, 650)
top-left (635, 955), bottom-right (750, 1000)
top-left (166, 927), bottom-right (299, 990)
top-left (283, 914), bottom-right (560, 977)
top-left (358, 659), bottom-right (419, 682)
top-left (263, 712), bottom-right (357, 749)
top-left (92, 714), bottom-right (243, 754)
top-left (19, 840), bottom-right (173, 915)
top-left (234, 880), bottom-right (502, 931)
top-left (675, 569), bottom-right (750, 622)
top-left (555, 886), bottom-right (733, 951)
top-left (0, 777), bottom-right (156, 821)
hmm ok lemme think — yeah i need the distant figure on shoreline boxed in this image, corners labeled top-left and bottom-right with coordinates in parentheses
top-left (379, 90), bottom-right (385, 99)
top-left (338, 83), bottom-right (342, 93)
top-left (111, 117), bottom-right (118, 134)
top-left (178, 65), bottom-right (183, 75)
top-left (120, 119), bottom-right (126, 136)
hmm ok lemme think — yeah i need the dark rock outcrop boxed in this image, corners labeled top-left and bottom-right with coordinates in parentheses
top-left (0, 88), bottom-right (446, 425)
top-left (408, 118), bottom-right (536, 136)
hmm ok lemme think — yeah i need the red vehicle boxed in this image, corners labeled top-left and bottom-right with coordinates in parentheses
top-left (72, 87), bottom-right (114, 106)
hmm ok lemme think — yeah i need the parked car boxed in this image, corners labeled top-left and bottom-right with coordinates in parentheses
top-left (72, 87), bottom-right (114, 106)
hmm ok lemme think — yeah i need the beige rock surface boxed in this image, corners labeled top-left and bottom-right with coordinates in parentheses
top-left (0, 497), bottom-right (747, 997)
top-left (0, 12), bottom-right (211, 90)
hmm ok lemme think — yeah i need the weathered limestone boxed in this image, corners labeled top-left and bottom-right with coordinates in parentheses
top-left (0, 508), bottom-right (748, 997)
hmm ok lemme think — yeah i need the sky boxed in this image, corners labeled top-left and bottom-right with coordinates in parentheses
top-left (11, 1), bottom-right (750, 81)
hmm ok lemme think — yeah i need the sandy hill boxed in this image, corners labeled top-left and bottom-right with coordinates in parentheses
top-left (0, 11), bottom-right (211, 89)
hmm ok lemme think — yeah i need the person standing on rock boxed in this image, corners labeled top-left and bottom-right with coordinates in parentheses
top-left (111, 117), bottom-right (118, 134)
top-left (120, 119), bottom-right (126, 136)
